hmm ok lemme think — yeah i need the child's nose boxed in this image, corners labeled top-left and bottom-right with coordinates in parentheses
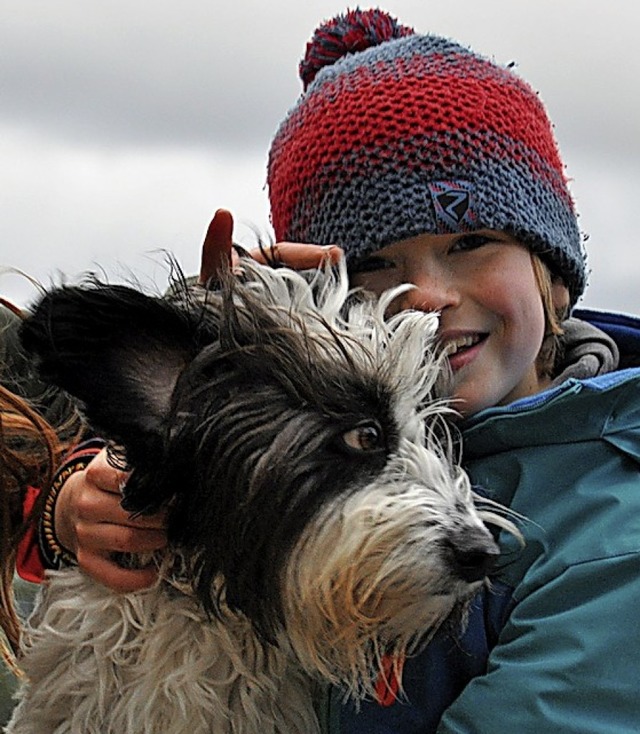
top-left (398, 272), bottom-right (461, 313)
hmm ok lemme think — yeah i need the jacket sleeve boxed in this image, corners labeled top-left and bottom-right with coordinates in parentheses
top-left (437, 552), bottom-right (640, 734)
top-left (15, 486), bottom-right (46, 583)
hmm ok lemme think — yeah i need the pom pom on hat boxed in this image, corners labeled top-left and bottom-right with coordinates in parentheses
top-left (299, 8), bottom-right (414, 90)
top-left (268, 8), bottom-right (587, 305)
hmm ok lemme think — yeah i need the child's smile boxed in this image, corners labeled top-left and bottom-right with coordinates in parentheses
top-left (441, 331), bottom-right (487, 372)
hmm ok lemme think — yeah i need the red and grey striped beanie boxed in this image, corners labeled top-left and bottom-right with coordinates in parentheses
top-left (267, 8), bottom-right (587, 305)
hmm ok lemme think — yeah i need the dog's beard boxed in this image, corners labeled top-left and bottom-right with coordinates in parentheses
top-left (280, 438), bottom-right (499, 700)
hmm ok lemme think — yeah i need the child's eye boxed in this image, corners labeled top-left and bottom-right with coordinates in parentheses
top-left (449, 233), bottom-right (496, 253)
top-left (349, 255), bottom-right (396, 274)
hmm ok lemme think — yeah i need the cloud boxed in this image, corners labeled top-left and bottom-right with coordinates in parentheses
top-left (2, 1), bottom-right (304, 149)
top-left (0, 125), bottom-right (271, 306)
top-left (568, 148), bottom-right (640, 314)
top-left (3, 1), bottom-right (639, 153)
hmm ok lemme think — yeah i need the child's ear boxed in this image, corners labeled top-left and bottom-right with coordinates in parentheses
top-left (20, 283), bottom-right (213, 471)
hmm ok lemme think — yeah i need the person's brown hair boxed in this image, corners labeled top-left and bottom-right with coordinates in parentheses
top-left (532, 255), bottom-right (569, 381)
top-left (0, 386), bottom-right (67, 674)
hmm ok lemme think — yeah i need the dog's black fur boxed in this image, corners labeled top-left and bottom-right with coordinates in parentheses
top-left (19, 267), bottom-right (426, 640)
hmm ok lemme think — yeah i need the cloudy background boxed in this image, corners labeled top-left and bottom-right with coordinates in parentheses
top-left (2, 0), bottom-right (639, 313)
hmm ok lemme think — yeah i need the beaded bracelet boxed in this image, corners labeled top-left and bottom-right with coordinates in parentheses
top-left (37, 438), bottom-right (105, 570)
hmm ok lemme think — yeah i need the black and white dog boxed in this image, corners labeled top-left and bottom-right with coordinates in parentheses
top-left (8, 260), bottom-right (515, 733)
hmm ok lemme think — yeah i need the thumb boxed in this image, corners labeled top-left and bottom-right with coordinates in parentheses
top-left (199, 209), bottom-right (234, 285)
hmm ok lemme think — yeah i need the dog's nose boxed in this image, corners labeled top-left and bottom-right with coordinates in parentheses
top-left (445, 528), bottom-right (500, 583)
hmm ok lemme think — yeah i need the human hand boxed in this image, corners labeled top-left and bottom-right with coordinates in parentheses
top-left (54, 449), bottom-right (168, 592)
top-left (198, 208), bottom-right (343, 284)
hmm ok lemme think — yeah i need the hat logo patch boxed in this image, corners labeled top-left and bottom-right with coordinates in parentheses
top-left (428, 181), bottom-right (477, 232)
top-left (436, 190), bottom-right (469, 221)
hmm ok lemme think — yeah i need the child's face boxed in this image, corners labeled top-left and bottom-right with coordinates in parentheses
top-left (350, 229), bottom-right (551, 417)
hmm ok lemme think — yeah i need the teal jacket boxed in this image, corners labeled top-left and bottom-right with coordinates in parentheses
top-left (330, 310), bottom-right (640, 733)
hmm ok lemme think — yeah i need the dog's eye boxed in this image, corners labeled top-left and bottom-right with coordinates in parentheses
top-left (341, 421), bottom-right (385, 453)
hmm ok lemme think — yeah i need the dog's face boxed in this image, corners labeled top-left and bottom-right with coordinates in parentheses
top-left (21, 261), bottom-right (507, 696)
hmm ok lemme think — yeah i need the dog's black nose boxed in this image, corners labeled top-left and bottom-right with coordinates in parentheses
top-left (446, 528), bottom-right (500, 583)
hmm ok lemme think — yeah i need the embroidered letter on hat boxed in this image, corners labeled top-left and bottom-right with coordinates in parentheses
top-left (428, 181), bottom-right (477, 232)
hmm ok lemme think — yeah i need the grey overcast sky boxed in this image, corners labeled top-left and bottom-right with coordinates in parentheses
top-left (1, 0), bottom-right (639, 313)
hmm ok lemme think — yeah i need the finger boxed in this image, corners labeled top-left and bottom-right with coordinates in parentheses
top-left (77, 552), bottom-right (159, 593)
top-left (199, 209), bottom-right (234, 285)
top-left (121, 510), bottom-right (168, 531)
top-left (84, 449), bottom-right (129, 495)
top-left (73, 479), bottom-right (168, 530)
top-left (249, 242), bottom-right (343, 269)
top-left (76, 522), bottom-right (168, 555)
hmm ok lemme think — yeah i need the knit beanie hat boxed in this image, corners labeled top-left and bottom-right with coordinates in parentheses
top-left (267, 8), bottom-right (587, 306)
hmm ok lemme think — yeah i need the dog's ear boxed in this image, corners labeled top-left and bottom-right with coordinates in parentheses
top-left (20, 283), bottom-right (212, 469)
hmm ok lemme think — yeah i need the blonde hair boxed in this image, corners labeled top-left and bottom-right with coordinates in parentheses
top-left (531, 255), bottom-right (568, 381)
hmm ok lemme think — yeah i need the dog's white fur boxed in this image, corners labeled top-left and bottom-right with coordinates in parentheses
top-left (10, 569), bottom-right (320, 734)
top-left (7, 262), bottom-right (515, 733)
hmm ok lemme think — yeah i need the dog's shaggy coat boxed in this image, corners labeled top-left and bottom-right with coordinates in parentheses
top-left (7, 260), bottom-right (512, 733)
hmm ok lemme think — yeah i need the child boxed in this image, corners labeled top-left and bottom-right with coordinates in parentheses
top-left (19, 8), bottom-right (640, 733)
top-left (263, 9), bottom-right (640, 733)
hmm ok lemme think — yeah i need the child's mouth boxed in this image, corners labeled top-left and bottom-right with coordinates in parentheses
top-left (442, 333), bottom-right (487, 371)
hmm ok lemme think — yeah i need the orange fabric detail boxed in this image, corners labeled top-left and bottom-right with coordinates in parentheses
top-left (16, 485), bottom-right (45, 583)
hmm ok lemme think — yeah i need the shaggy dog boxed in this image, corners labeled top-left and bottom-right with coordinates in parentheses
top-left (7, 260), bottom-right (514, 733)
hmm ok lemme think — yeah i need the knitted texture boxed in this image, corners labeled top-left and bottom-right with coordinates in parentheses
top-left (267, 8), bottom-right (587, 305)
